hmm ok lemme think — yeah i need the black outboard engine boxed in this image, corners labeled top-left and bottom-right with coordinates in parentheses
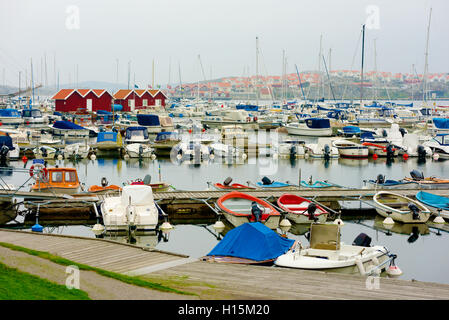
top-left (101, 177), bottom-right (108, 187)
top-left (410, 169), bottom-right (424, 181)
top-left (251, 201), bottom-right (262, 222)
top-left (408, 203), bottom-right (421, 220)
top-left (261, 176), bottom-right (272, 185)
top-left (138, 145), bottom-right (144, 157)
top-left (40, 147), bottom-right (48, 158)
top-left (386, 144), bottom-right (395, 159)
top-left (143, 174), bottom-right (151, 185)
top-left (307, 202), bottom-right (318, 222)
top-left (352, 233), bottom-right (372, 247)
top-left (290, 145), bottom-right (296, 159)
top-left (203, 124), bottom-right (210, 130)
top-left (407, 226), bottom-right (420, 243)
top-left (376, 174), bottom-right (385, 185)
top-left (323, 144), bottom-right (331, 160)
top-left (382, 129), bottom-right (388, 137)
top-left (223, 177), bottom-right (233, 186)
top-left (0, 145), bottom-right (9, 162)
top-left (399, 128), bottom-right (406, 137)
top-left (417, 145), bottom-right (427, 159)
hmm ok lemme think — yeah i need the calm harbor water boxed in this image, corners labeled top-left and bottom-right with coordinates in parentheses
top-left (1, 151), bottom-right (449, 285)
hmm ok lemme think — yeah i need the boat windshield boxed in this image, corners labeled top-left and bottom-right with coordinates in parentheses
top-left (52, 171), bottom-right (63, 183)
top-left (309, 224), bottom-right (340, 250)
top-left (65, 171), bottom-right (77, 182)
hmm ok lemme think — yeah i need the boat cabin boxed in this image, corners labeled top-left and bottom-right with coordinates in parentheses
top-left (31, 167), bottom-right (80, 191)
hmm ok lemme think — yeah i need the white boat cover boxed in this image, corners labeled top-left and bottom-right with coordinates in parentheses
top-left (121, 185), bottom-right (154, 206)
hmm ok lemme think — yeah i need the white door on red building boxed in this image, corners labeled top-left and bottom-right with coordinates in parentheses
top-left (86, 99), bottom-right (92, 112)
top-left (129, 99), bottom-right (135, 111)
top-left (155, 99), bottom-right (161, 107)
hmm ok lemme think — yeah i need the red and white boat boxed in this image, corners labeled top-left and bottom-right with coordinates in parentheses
top-left (277, 194), bottom-right (328, 224)
top-left (217, 191), bottom-right (280, 229)
top-left (361, 142), bottom-right (399, 157)
top-left (213, 177), bottom-right (254, 190)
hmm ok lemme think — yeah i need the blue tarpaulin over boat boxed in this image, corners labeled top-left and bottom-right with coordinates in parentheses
top-left (207, 222), bottom-right (295, 262)
top-left (342, 126), bottom-right (361, 134)
top-left (97, 131), bottom-right (118, 143)
top-left (137, 114), bottom-right (160, 126)
top-left (433, 118), bottom-right (449, 129)
top-left (305, 118), bottom-right (330, 129)
top-left (52, 120), bottom-right (87, 130)
top-left (0, 109), bottom-right (21, 117)
top-left (416, 191), bottom-right (449, 210)
top-left (236, 104), bottom-right (259, 112)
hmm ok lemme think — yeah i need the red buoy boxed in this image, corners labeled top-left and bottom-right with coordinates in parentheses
top-left (402, 153), bottom-right (409, 160)
top-left (22, 155), bottom-right (28, 163)
top-left (373, 154), bottom-right (378, 160)
top-left (0, 122), bottom-right (3, 126)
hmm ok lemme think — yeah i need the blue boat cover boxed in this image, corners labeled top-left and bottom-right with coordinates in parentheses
top-left (53, 111), bottom-right (63, 116)
top-left (97, 110), bottom-right (112, 115)
top-left (236, 104), bottom-right (259, 112)
top-left (343, 126), bottom-right (361, 133)
top-left (112, 104), bottom-right (123, 111)
top-left (52, 120), bottom-right (87, 130)
top-left (305, 118), bottom-right (330, 129)
top-left (0, 135), bottom-right (14, 150)
top-left (207, 222), bottom-right (295, 262)
top-left (433, 118), bottom-right (449, 129)
top-left (155, 131), bottom-right (179, 142)
top-left (97, 131), bottom-right (118, 143)
top-left (137, 114), bottom-right (160, 126)
top-left (416, 191), bottom-right (449, 210)
top-left (125, 126), bottom-right (149, 139)
top-left (0, 109), bottom-right (21, 117)
top-left (360, 132), bottom-right (375, 140)
top-left (256, 181), bottom-right (291, 188)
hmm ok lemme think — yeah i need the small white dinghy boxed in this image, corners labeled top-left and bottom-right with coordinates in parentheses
top-left (125, 143), bottom-right (155, 158)
top-left (275, 223), bottom-right (396, 276)
top-left (100, 184), bottom-right (159, 232)
top-left (373, 191), bottom-right (431, 223)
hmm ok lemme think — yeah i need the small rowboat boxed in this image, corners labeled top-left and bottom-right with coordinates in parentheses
top-left (415, 191), bottom-right (449, 220)
top-left (277, 194), bottom-right (328, 224)
top-left (256, 181), bottom-right (293, 189)
top-left (88, 184), bottom-right (122, 194)
top-left (299, 180), bottom-right (334, 188)
top-left (373, 191), bottom-right (431, 223)
top-left (217, 191), bottom-right (281, 229)
top-left (213, 183), bottom-right (254, 190)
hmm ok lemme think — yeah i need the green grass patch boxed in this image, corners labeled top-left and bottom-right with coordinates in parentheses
top-left (0, 242), bottom-right (196, 297)
top-left (0, 261), bottom-right (90, 300)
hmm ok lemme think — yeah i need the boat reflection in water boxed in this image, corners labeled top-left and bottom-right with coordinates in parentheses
top-left (96, 229), bottom-right (169, 247)
top-left (372, 216), bottom-right (430, 243)
top-left (338, 157), bottom-right (369, 167)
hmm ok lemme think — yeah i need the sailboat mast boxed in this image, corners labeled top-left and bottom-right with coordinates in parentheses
top-left (423, 7), bottom-right (432, 102)
top-left (256, 36), bottom-right (259, 106)
top-left (360, 24), bottom-right (365, 104)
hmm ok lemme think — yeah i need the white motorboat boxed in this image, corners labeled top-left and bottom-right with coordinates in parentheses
top-left (21, 109), bottom-right (47, 126)
top-left (172, 141), bottom-right (212, 161)
top-left (286, 118), bottom-right (332, 137)
top-left (398, 133), bottom-right (432, 157)
top-left (274, 223), bottom-right (395, 276)
top-left (100, 184), bottom-right (159, 232)
top-left (201, 109), bottom-right (257, 129)
top-left (373, 191), bottom-right (431, 223)
top-left (305, 138), bottom-right (339, 159)
top-left (64, 143), bottom-right (91, 159)
top-left (209, 143), bottom-right (244, 158)
top-left (32, 146), bottom-right (60, 160)
top-left (423, 134), bottom-right (449, 159)
top-left (332, 139), bottom-right (369, 159)
top-left (0, 109), bottom-right (24, 126)
top-left (125, 143), bottom-right (155, 158)
top-left (124, 126), bottom-right (150, 145)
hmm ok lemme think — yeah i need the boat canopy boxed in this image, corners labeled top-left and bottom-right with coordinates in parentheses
top-left (125, 126), bottom-right (149, 139)
top-left (0, 135), bottom-right (14, 150)
top-left (0, 109), bottom-right (21, 117)
top-left (342, 125), bottom-right (361, 134)
top-left (155, 131), bottom-right (179, 142)
top-left (121, 185), bottom-right (154, 206)
top-left (137, 114), bottom-right (160, 126)
top-left (52, 120), bottom-right (87, 130)
top-left (236, 104), bottom-right (258, 112)
top-left (305, 118), bottom-right (330, 129)
top-left (360, 132), bottom-right (375, 140)
top-left (21, 109), bottom-right (42, 118)
top-left (416, 191), bottom-right (449, 210)
top-left (207, 222), bottom-right (295, 262)
top-left (433, 118), bottom-right (449, 129)
top-left (97, 131), bottom-right (119, 143)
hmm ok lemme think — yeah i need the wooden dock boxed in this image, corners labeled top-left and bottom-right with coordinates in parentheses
top-left (0, 229), bottom-right (194, 275)
top-left (1, 229), bottom-right (449, 299)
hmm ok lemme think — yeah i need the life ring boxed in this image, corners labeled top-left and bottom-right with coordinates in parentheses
top-left (29, 164), bottom-right (48, 180)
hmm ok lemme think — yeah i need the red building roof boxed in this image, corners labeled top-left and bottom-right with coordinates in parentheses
top-left (51, 89), bottom-right (76, 100)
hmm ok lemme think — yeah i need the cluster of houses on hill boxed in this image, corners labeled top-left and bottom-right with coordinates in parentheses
top-left (51, 89), bottom-right (167, 113)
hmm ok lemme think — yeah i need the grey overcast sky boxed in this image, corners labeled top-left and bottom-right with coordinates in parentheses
top-left (0, 0), bottom-right (447, 88)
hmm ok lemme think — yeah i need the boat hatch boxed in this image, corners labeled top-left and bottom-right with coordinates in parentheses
top-left (310, 223), bottom-right (340, 250)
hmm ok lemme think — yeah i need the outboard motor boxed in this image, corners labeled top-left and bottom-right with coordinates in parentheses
top-left (417, 145), bottom-right (427, 159)
top-left (410, 169), bottom-right (424, 181)
top-left (101, 177), bottom-right (108, 187)
top-left (203, 123), bottom-right (210, 130)
top-left (251, 201), bottom-right (262, 222)
top-left (0, 145), bottom-right (9, 163)
top-left (376, 174), bottom-right (385, 185)
top-left (223, 177), bottom-right (233, 186)
top-left (386, 144), bottom-right (395, 159)
top-left (407, 226), bottom-right (420, 243)
top-left (408, 203), bottom-right (421, 220)
top-left (40, 147), bottom-right (48, 158)
top-left (290, 145), bottom-right (296, 159)
top-left (399, 128), bottom-right (406, 137)
top-left (261, 176), bottom-right (273, 185)
top-left (323, 144), bottom-right (331, 160)
top-left (138, 145), bottom-right (144, 157)
top-left (352, 233), bottom-right (372, 247)
top-left (382, 129), bottom-right (388, 137)
top-left (307, 202), bottom-right (318, 222)
top-left (143, 174), bottom-right (151, 185)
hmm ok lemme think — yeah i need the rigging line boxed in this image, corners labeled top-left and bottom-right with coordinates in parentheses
top-left (259, 48), bottom-right (275, 101)
top-left (341, 28), bottom-right (363, 101)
